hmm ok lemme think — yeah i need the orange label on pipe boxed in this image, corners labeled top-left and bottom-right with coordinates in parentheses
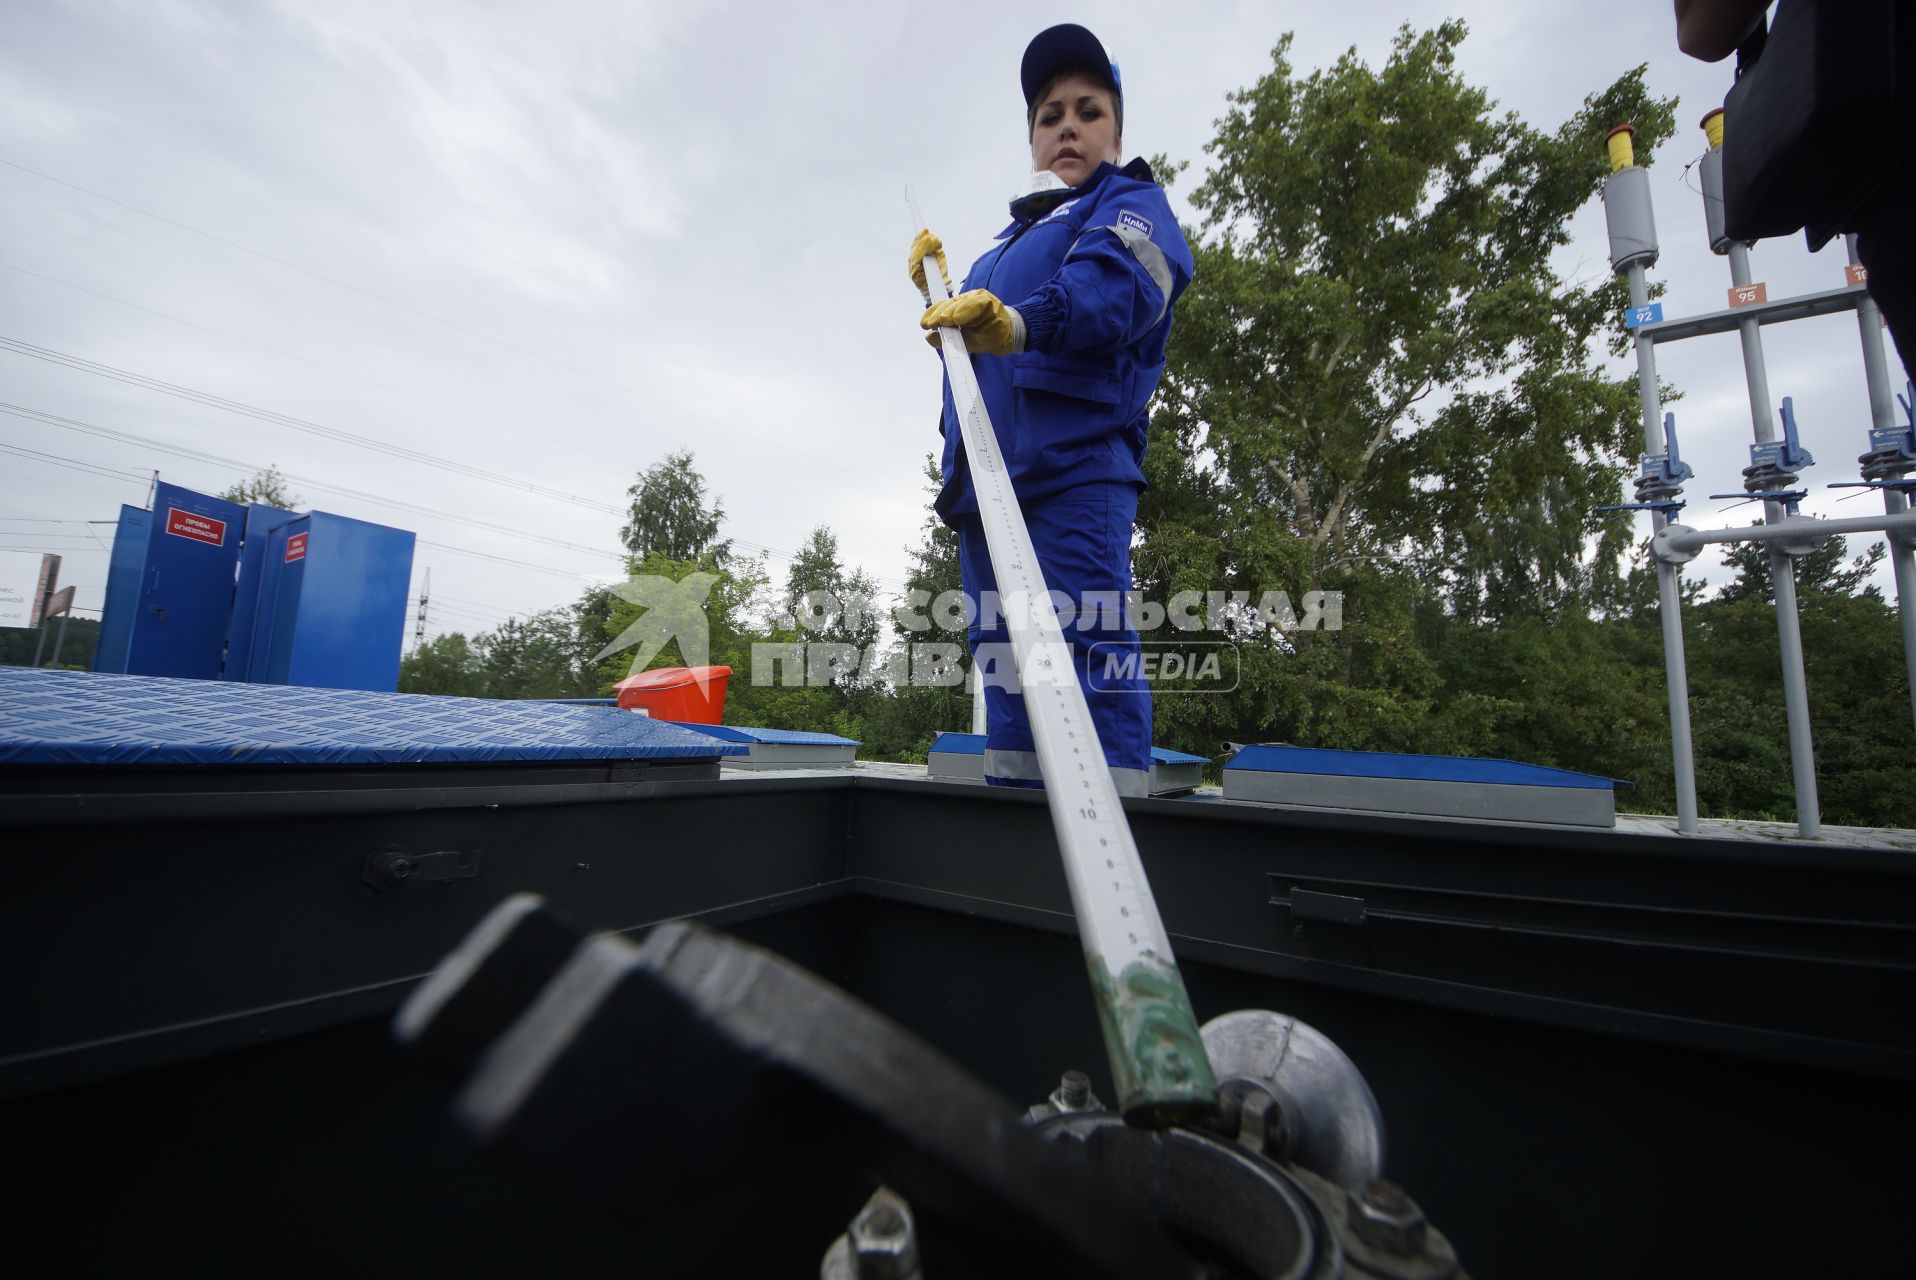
top-left (1846, 263), bottom-right (1868, 287)
top-left (1729, 283), bottom-right (1767, 308)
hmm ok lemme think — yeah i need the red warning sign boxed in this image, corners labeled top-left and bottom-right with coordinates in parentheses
top-left (1728, 282), bottom-right (1767, 308)
top-left (164, 507), bottom-right (228, 546)
top-left (285, 532), bottom-right (308, 563)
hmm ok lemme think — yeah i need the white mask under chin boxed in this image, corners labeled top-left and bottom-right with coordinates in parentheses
top-left (1022, 169), bottom-right (1071, 197)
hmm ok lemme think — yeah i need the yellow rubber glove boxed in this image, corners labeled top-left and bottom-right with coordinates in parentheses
top-left (907, 229), bottom-right (950, 303)
top-left (921, 289), bottom-right (1023, 356)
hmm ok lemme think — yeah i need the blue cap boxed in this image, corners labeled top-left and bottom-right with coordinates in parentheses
top-left (1021, 23), bottom-right (1120, 110)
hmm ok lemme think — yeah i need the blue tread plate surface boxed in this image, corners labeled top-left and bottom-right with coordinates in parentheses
top-left (0, 668), bottom-right (746, 767)
top-left (929, 731), bottom-right (984, 755)
top-left (1151, 746), bottom-right (1209, 765)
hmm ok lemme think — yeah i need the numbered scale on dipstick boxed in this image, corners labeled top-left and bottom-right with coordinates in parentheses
top-left (915, 214), bottom-right (1217, 1125)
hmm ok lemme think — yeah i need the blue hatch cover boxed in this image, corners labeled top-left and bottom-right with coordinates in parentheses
top-left (0, 668), bottom-right (746, 766)
top-left (1225, 744), bottom-right (1616, 790)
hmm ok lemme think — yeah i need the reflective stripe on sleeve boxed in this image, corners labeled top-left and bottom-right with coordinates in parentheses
top-left (1068, 224), bottom-right (1175, 327)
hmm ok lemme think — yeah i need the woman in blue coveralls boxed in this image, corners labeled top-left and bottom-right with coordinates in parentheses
top-left (908, 24), bottom-right (1193, 797)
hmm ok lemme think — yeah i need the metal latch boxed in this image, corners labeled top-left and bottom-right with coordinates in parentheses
top-left (363, 846), bottom-right (480, 890)
top-left (1271, 880), bottom-right (1371, 966)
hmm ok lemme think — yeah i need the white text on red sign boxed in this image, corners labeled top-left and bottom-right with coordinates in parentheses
top-left (1845, 263), bottom-right (1868, 287)
top-left (1728, 282), bottom-right (1768, 308)
top-left (285, 532), bottom-right (309, 562)
top-left (164, 508), bottom-right (227, 546)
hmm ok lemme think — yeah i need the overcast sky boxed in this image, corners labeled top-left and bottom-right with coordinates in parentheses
top-left (1, 1), bottom-right (1904, 647)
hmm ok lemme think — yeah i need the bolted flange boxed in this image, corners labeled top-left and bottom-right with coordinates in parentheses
top-left (1651, 522), bottom-right (1700, 565)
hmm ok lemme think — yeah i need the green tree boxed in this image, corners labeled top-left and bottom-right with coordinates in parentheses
top-left (1136, 21), bottom-right (1676, 756)
top-left (476, 609), bottom-right (599, 700)
top-left (0, 616), bottom-right (99, 670)
top-left (620, 451), bottom-right (731, 565)
top-left (398, 632), bottom-right (485, 696)
top-left (1679, 534), bottom-right (1912, 825)
top-left (901, 456), bottom-right (962, 608)
top-left (1154, 21), bottom-right (1673, 611)
top-left (219, 466), bottom-right (301, 509)
top-left (864, 456), bottom-right (969, 760)
top-left (1715, 534), bottom-right (1887, 605)
top-left (783, 525), bottom-right (883, 695)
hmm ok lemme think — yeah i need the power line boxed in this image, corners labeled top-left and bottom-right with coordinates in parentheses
top-left (0, 258), bottom-right (611, 468)
top-left (1, 410), bottom-right (611, 583)
top-left (0, 335), bottom-right (625, 516)
top-left (0, 440), bottom-right (151, 483)
top-left (2, 404), bottom-right (624, 561)
top-left (415, 537), bottom-right (599, 581)
top-left (0, 157), bottom-right (888, 485)
top-left (0, 354), bottom-right (827, 572)
top-left (434, 590), bottom-right (522, 610)
top-left (431, 605), bottom-right (514, 627)
top-left (0, 260), bottom-right (858, 530)
top-left (0, 397), bottom-right (903, 589)
top-left (0, 470), bottom-right (146, 498)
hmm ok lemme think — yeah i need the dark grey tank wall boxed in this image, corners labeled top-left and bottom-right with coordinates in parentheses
top-left (4, 767), bottom-right (1911, 1275)
top-left (5, 894), bottom-right (1906, 1278)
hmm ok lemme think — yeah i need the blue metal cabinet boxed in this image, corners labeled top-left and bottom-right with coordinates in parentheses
top-left (92, 506), bottom-right (151, 674)
top-left (220, 503), bottom-right (298, 683)
top-left (91, 485), bottom-right (413, 690)
top-left (247, 512), bottom-right (414, 691)
top-left (94, 483), bottom-right (247, 679)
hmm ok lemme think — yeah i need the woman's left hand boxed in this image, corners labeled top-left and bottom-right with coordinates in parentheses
top-left (921, 289), bottom-right (1024, 356)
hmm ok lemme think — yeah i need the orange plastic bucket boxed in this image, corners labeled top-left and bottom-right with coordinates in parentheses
top-left (610, 665), bottom-right (732, 724)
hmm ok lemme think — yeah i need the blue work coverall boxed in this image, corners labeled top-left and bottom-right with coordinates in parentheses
top-left (934, 158), bottom-right (1194, 796)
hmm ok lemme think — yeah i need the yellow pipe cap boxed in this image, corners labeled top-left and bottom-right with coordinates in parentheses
top-left (1700, 108), bottom-right (1724, 151)
top-left (1605, 123), bottom-right (1637, 172)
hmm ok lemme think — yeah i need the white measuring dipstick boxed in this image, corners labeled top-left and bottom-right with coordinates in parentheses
top-left (914, 215), bottom-right (1216, 1123)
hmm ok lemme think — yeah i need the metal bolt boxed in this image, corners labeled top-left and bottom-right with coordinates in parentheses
top-left (849, 1190), bottom-right (917, 1279)
top-left (1348, 1179), bottom-right (1427, 1256)
top-left (387, 856), bottom-right (413, 880)
top-left (1045, 1068), bottom-right (1104, 1115)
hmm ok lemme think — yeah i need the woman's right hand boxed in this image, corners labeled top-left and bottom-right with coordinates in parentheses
top-left (908, 229), bottom-right (951, 302)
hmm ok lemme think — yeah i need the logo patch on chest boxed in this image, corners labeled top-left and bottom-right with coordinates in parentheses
top-left (1116, 209), bottom-right (1154, 238)
top-left (1038, 198), bottom-right (1082, 225)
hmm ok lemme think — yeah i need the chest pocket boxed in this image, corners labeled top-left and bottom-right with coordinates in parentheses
top-left (1009, 357), bottom-right (1125, 458)
top-left (1011, 360), bottom-right (1122, 406)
